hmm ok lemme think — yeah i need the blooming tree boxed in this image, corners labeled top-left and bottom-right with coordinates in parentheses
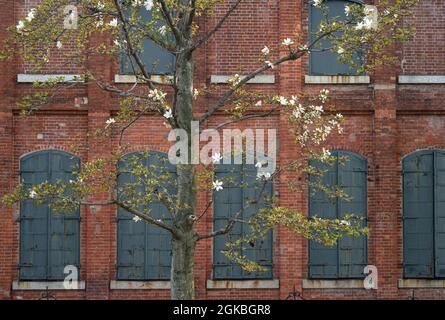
top-left (1, 0), bottom-right (418, 299)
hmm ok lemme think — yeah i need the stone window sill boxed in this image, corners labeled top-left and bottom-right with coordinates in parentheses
top-left (302, 279), bottom-right (364, 289)
top-left (398, 279), bottom-right (445, 288)
top-left (17, 74), bottom-right (84, 83)
top-left (206, 279), bottom-right (279, 289)
top-left (210, 75), bottom-right (275, 84)
top-left (114, 74), bottom-right (173, 84)
top-left (12, 281), bottom-right (85, 290)
top-left (398, 75), bottom-right (445, 84)
top-left (110, 280), bottom-right (170, 290)
top-left (304, 75), bottom-right (370, 85)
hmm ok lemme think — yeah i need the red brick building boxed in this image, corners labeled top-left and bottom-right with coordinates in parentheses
top-left (1, 0), bottom-right (445, 300)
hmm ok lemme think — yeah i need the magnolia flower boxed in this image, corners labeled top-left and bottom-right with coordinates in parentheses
top-left (159, 25), bottom-right (167, 36)
top-left (255, 161), bottom-right (263, 168)
top-left (339, 220), bottom-right (350, 226)
top-left (163, 109), bottom-right (173, 119)
top-left (337, 47), bottom-right (345, 55)
top-left (345, 5), bottom-right (351, 16)
top-left (29, 190), bottom-right (37, 199)
top-left (255, 100), bottom-right (262, 107)
top-left (298, 45), bottom-right (309, 51)
top-left (321, 148), bottom-right (331, 160)
top-left (193, 88), bottom-right (199, 99)
top-left (96, 19), bottom-right (104, 27)
top-left (97, 1), bottom-right (105, 9)
top-left (265, 61), bottom-right (274, 69)
top-left (16, 20), bottom-right (25, 32)
top-left (211, 153), bottom-right (223, 164)
top-left (256, 172), bottom-right (271, 180)
top-left (279, 96), bottom-right (288, 106)
top-left (133, 216), bottom-right (142, 222)
top-left (144, 0), bottom-right (153, 10)
top-left (213, 180), bottom-right (223, 191)
top-left (26, 8), bottom-right (36, 22)
top-left (108, 18), bottom-right (118, 27)
top-left (261, 46), bottom-right (270, 55)
top-left (56, 41), bottom-right (63, 49)
top-left (148, 89), bottom-right (167, 101)
top-left (282, 38), bottom-right (294, 46)
top-left (320, 89), bottom-right (329, 102)
top-left (313, 0), bottom-right (323, 7)
top-left (106, 118), bottom-right (116, 126)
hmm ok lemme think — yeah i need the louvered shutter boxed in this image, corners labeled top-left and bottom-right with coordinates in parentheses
top-left (309, 151), bottom-right (368, 279)
top-left (309, 0), bottom-right (362, 75)
top-left (337, 152), bottom-right (367, 278)
top-left (117, 151), bottom-right (173, 280)
top-left (435, 151), bottom-right (445, 277)
top-left (20, 150), bottom-right (80, 280)
top-left (308, 157), bottom-right (339, 278)
top-left (403, 151), bottom-right (435, 278)
top-left (213, 164), bottom-right (273, 279)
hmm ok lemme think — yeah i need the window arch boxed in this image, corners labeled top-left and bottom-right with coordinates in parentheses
top-left (116, 151), bottom-right (175, 280)
top-left (19, 150), bottom-right (80, 280)
top-left (213, 163), bottom-right (273, 279)
top-left (308, 0), bottom-right (363, 76)
top-left (308, 150), bottom-right (368, 278)
top-left (403, 149), bottom-right (445, 278)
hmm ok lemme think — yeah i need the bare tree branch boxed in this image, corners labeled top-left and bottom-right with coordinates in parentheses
top-left (190, 0), bottom-right (244, 52)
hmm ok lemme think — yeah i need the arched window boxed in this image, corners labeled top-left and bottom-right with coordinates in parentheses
top-left (19, 150), bottom-right (80, 280)
top-left (116, 151), bottom-right (175, 280)
top-left (119, 4), bottom-right (174, 75)
top-left (308, 150), bottom-right (368, 278)
top-left (403, 150), bottom-right (445, 278)
top-left (309, 0), bottom-right (363, 76)
top-left (213, 163), bottom-right (273, 279)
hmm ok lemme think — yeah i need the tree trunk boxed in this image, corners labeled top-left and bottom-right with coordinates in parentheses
top-left (170, 37), bottom-right (197, 299)
top-left (171, 230), bottom-right (196, 299)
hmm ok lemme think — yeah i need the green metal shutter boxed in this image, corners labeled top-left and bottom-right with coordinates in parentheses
top-left (308, 157), bottom-right (339, 278)
top-left (309, 0), bottom-right (362, 76)
top-left (309, 151), bottom-right (368, 279)
top-left (337, 152), bottom-right (367, 278)
top-left (117, 151), bottom-right (173, 280)
top-left (20, 150), bottom-right (80, 280)
top-left (213, 164), bottom-right (273, 279)
top-left (403, 151), bottom-right (435, 278)
top-left (120, 7), bottom-right (174, 75)
top-left (435, 151), bottom-right (445, 277)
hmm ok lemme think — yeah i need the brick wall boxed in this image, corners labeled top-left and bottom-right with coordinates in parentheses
top-left (1, 0), bottom-right (445, 300)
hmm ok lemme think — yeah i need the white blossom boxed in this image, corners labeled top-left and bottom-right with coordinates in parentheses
top-left (345, 5), bottom-right (351, 16)
top-left (29, 190), bottom-right (37, 199)
top-left (256, 172), bottom-right (271, 180)
top-left (279, 96), bottom-right (288, 106)
top-left (265, 61), bottom-right (274, 69)
top-left (211, 153), bottom-right (223, 164)
top-left (321, 148), bottom-right (331, 160)
top-left (144, 0), bottom-right (153, 10)
top-left (312, 0), bottom-right (323, 7)
top-left (213, 180), bottom-right (223, 191)
top-left (133, 216), bottom-right (142, 222)
top-left (163, 109), bottom-right (173, 119)
top-left (108, 18), bottom-right (118, 27)
top-left (282, 38), bottom-right (294, 46)
top-left (193, 88), bottom-right (199, 100)
top-left (56, 41), bottom-right (63, 49)
top-left (96, 1), bottom-right (105, 10)
top-left (16, 20), bottom-right (25, 32)
top-left (148, 88), bottom-right (167, 101)
top-left (319, 89), bottom-right (329, 103)
top-left (337, 47), bottom-right (345, 55)
top-left (339, 220), bottom-right (350, 226)
top-left (106, 118), bottom-right (116, 126)
top-left (26, 8), bottom-right (36, 22)
top-left (255, 161), bottom-right (263, 168)
top-left (159, 25), bottom-right (167, 36)
top-left (261, 46), bottom-right (270, 55)
top-left (255, 100), bottom-right (262, 107)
